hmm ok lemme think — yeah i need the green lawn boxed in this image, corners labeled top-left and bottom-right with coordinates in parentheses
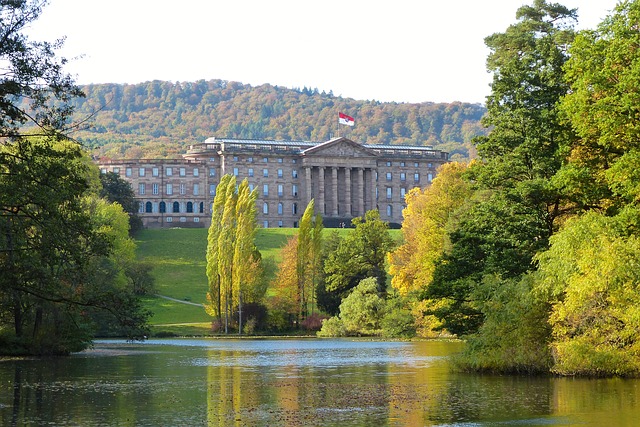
top-left (135, 226), bottom-right (401, 335)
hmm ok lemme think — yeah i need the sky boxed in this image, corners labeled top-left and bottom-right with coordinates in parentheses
top-left (27, 0), bottom-right (620, 105)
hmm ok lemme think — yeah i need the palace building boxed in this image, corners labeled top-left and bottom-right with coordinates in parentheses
top-left (97, 137), bottom-right (449, 228)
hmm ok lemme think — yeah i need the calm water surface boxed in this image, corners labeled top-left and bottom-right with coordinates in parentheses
top-left (1, 338), bottom-right (639, 426)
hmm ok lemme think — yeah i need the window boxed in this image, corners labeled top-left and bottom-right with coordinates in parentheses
top-left (414, 173), bottom-right (420, 183)
top-left (386, 172), bottom-right (392, 181)
top-left (386, 187), bottom-right (392, 199)
top-left (400, 187), bottom-right (406, 198)
top-left (278, 220), bottom-right (283, 227)
top-left (152, 167), bottom-right (159, 177)
top-left (400, 172), bottom-right (406, 182)
top-left (139, 167), bottom-right (145, 177)
top-left (414, 162), bottom-right (419, 168)
top-left (263, 184), bottom-right (269, 196)
top-left (194, 217), bottom-right (200, 223)
top-left (166, 184), bottom-right (173, 195)
top-left (263, 221), bottom-right (269, 228)
top-left (292, 184), bottom-right (298, 197)
top-left (138, 202), bottom-right (144, 213)
top-left (233, 167), bottom-right (239, 177)
top-left (159, 201), bottom-right (166, 213)
top-left (247, 157), bottom-right (253, 163)
top-left (145, 202), bottom-right (152, 213)
top-left (263, 202), bottom-right (269, 214)
top-left (387, 205), bottom-right (393, 217)
top-left (233, 156), bottom-right (239, 162)
top-left (166, 217), bottom-right (173, 223)
top-left (400, 162), bottom-right (405, 167)
top-left (139, 183), bottom-right (145, 195)
top-left (278, 158), bottom-right (283, 163)
top-left (292, 203), bottom-right (298, 215)
top-left (428, 163), bottom-right (433, 168)
top-left (386, 161), bottom-right (392, 167)
top-left (180, 167), bottom-right (186, 177)
top-left (278, 202), bottom-right (283, 215)
top-left (180, 183), bottom-right (186, 195)
top-left (152, 202), bottom-right (158, 213)
top-left (187, 202), bottom-right (194, 213)
top-left (277, 169), bottom-right (283, 178)
top-left (263, 168), bottom-right (269, 177)
top-left (249, 184), bottom-right (254, 191)
top-left (126, 168), bottom-right (132, 177)
top-left (193, 168), bottom-right (199, 177)
top-left (428, 173), bottom-right (433, 182)
top-left (100, 168), bottom-right (107, 174)
top-left (153, 183), bottom-right (159, 195)
top-left (263, 157), bottom-right (268, 163)
top-left (248, 168), bottom-right (254, 177)
top-left (292, 159), bottom-right (297, 164)
top-left (193, 184), bottom-right (199, 195)
top-left (209, 168), bottom-right (216, 177)
top-left (292, 169), bottom-right (298, 178)
top-left (113, 167), bottom-right (120, 174)
top-left (199, 202), bottom-right (204, 213)
top-left (278, 184), bottom-right (284, 197)
top-left (166, 167), bottom-right (173, 176)
top-left (209, 184), bottom-right (216, 195)
top-left (173, 202), bottom-right (180, 213)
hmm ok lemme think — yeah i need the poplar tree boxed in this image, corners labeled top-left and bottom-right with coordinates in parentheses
top-left (232, 179), bottom-right (259, 334)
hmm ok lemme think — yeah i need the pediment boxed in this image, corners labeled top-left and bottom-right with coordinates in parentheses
top-left (301, 137), bottom-right (377, 158)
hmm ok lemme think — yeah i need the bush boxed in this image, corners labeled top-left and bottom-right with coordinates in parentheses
top-left (317, 316), bottom-right (346, 337)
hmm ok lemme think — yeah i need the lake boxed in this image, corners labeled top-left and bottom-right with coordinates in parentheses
top-left (1, 338), bottom-right (639, 426)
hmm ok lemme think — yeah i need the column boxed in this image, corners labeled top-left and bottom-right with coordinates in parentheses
top-left (371, 168), bottom-right (378, 211)
top-left (318, 166), bottom-right (325, 215)
top-left (345, 168), bottom-right (352, 216)
top-left (331, 166), bottom-right (338, 216)
top-left (357, 167), bottom-right (364, 216)
top-left (305, 166), bottom-right (313, 208)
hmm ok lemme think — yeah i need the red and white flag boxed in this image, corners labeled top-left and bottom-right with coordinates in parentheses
top-left (339, 112), bottom-right (355, 126)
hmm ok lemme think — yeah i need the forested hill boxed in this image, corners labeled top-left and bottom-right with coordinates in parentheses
top-left (64, 79), bottom-right (486, 160)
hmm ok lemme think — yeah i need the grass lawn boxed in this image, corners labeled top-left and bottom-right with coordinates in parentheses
top-left (135, 226), bottom-right (402, 336)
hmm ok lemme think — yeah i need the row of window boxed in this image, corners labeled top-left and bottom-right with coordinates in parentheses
top-left (139, 183), bottom-right (202, 196)
top-left (138, 201), bottom-right (205, 214)
top-left (231, 167), bottom-right (298, 179)
top-left (103, 166), bottom-right (202, 178)
top-left (230, 156), bottom-right (292, 164)
top-left (209, 183), bottom-right (299, 198)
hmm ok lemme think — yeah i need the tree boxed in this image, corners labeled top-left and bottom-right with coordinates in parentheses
top-left (99, 172), bottom-right (143, 235)
top-left (0, 0), bottom-right (83, 138)
top-left (0, 137), bottom-right (148, 354)
top-left (324, 210), bottom-right (395, 299)
top-left (205, 175), bottom-right (262, 334)
top-left (427, 0), bottom-right (578, 337)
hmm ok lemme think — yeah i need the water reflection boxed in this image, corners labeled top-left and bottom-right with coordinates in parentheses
top-left (1, 338), bottom-right (640, 426)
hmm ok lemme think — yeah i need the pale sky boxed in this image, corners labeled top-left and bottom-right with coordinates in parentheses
top-left (27, 0), bottom-right (619, 104)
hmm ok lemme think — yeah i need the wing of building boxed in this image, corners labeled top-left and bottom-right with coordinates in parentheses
top-left (97, 137), bottom-right (449, 228)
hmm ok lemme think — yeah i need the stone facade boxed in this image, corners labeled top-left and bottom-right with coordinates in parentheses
top-left (98, 137), bottom-right (449, 228)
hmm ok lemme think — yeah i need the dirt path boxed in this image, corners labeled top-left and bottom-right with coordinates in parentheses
top-left (155, 294), bottom-right (204, 307)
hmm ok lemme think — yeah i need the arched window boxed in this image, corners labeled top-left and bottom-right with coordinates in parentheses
top-left (159, 201), bottom-right (166, 213)
top-left (387, 204), bottom-right (393, 218)
top-left (186, 202), bottom-right (193, 213)
top-left (173, 201), bottom-right (180, 213)
top-left (263, 202), bottom-right (269, 214)
top-left (199, 202), bottom-right (204, 213)
top-left (292, 203), bottom-right (298, 215)
top-left (145, 201), bottom-right (152, 213)
top-left (278, 202), bottom-right (283, 215)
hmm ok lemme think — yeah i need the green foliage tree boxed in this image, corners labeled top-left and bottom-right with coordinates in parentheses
top-left (427, 0), bottom-right (578, 337)
top-left (99, 171), bottom-right (143, 235)
top-left (324, 210), bottom-right (395, 300)
top-left (0, 138), bottom-right (148, 354)
top-left (318, 277), bottom-right (386, 337)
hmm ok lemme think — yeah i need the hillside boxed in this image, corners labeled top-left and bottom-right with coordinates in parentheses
top-left (58, 80), bottom-right (486, 160)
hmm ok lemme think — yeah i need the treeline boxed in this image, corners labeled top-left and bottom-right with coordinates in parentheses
top-left (61, 80), bottom-right (485, 160)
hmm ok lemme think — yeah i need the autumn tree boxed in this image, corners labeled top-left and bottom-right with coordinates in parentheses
top-left (205, 175), bottom-right (262, 334)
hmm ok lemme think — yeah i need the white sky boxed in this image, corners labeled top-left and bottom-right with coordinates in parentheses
top-left (27, 0), bottom-right (619, 104)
